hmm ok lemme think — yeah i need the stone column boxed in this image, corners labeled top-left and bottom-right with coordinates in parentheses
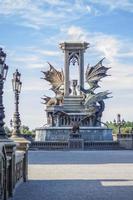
top-left (79, 50), bottom-right (84, 95)
top-left (60, 42), bottom-right (89, 96)
top-left (56, 115), bottom-right (59, 127)
top-left (64, 50), bottom-right (69, 96)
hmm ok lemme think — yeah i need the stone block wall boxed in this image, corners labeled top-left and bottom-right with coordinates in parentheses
top-left (35, 127), bottom-right (113, 141)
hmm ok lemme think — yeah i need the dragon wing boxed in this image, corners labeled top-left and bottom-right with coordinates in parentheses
top-left (41, 62), bottom-right (64, 93)
top-left (86, 58), bottom-right (110, 89)
top-left (41, 95), bottom-right (51, 104)
top-left (84, 91), bottom-right (112, 106)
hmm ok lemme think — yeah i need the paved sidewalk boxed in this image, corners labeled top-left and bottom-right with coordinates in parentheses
top-left (13, 151), bottom-right (133, 200)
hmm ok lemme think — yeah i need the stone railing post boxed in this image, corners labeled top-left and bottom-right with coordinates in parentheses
top-left (12, 138), bottom-right (30, 182)
top-left (5, 143), bottom-right (16, 197)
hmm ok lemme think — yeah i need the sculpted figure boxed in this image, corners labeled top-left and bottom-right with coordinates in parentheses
top-left (80, 58), bottom-right (112, 124)
top-left (41, 63), bottom-right (64, 106)
top-left (41, 58), bottom-right (111, 126)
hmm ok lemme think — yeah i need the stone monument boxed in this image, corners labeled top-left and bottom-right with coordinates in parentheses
top-left (35, 42), bottom-right (113, 143)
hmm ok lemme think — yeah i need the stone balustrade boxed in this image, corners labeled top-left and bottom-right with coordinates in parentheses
top-left (30, 140), bottom-right (123, 150)
top-left (117, 133), bottom-right (133, 149)
top-left (15, 151), bottom-right (25, 185)
top-left (84, 141), bottom-right (121, 150)
top-left (30, 141), bottom-right (68, 150)
top-left (0, 140), bottom-right (29, 200)
top-left (118, 133), bottom-right (133, 138)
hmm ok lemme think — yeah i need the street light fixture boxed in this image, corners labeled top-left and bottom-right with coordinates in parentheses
top-left (113, 114), bottom-right (125, 135)
top-left (0, 48), bottom-right (9, 139)
top-left (11, 69), bottom-right (22, 138)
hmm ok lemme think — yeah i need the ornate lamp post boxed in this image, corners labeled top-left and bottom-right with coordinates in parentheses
top-left (113, 114), bottom-right (125, 136)
top-left (11, 69), bottom-right (30, 182)
top-left (0, 48), bottom-right (9, 139)
top-left (11, 69), bottom-right (22, 138)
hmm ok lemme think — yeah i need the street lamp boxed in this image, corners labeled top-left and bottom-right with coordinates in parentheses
top-left (11, 69), bottom-right (22, 138)
top-left (0, 48), bottom-right (9, 139)
top-left (11, 69), bottom-right (30, 183)
top-left (113, 114), bottom-right (125, 135)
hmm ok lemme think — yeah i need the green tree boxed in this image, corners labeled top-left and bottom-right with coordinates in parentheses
top-left (20, 125), bottom-right (32, 135)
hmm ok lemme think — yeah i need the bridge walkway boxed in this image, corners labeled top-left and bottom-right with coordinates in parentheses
top-left (12, 150), bottom-right (133, 200)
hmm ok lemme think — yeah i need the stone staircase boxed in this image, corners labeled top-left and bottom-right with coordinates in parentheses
top-left (63, 95), bottom-right (84, 111)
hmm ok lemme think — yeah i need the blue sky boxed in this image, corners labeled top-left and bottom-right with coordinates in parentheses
top-left (0, 0), bottom-right (133, 129)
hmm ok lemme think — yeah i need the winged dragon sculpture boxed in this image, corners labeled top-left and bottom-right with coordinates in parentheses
top-left (41, 63), bottom-right (64, 106)
top-left (41, 59), bottom-right (111, 124)
top-left (80, 58), bottom-right (112, 123)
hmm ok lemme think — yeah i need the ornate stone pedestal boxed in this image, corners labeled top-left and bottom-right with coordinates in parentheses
top-left (36, 42), bottom-right (113, 148)
top-left (35, 127), bottom-right (113, 142)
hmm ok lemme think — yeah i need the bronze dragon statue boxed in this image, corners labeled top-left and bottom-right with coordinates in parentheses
top-left (80, 58), bottom-right (112, 125)
top-left (41, 63), bottom-right (64, 106)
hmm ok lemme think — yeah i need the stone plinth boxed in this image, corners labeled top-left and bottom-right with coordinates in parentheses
top-left (35, 127), bottom-right (113, 142)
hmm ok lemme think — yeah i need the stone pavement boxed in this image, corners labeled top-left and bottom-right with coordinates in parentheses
top-left (12, 150), bottom-right (133, 200)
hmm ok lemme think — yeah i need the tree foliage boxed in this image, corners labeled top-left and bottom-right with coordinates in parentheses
top-left (20, 125), bottom-right (33, 135)
top-left (106, 121), bottom-right (133, 134)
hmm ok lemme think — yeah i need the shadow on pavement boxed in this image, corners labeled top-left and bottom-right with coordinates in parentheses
top-left (13, 179), bottom-right (133, 200)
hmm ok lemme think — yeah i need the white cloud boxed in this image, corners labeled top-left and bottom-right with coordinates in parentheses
top-left (62, 25), bottom-right (133, 64)
top-left (90, 0), bottom-right (133, 13)
top-left (61, 26), bottom-right (121, 62)
top-left (92, 35), bottom-right (120, 62)
top-left (0, 0), bottom-right (132, 30)
top-left (37, 0), bottom-right (67, 6)
top-left (102, 64), bottom-right (133, 91)
top-left (37, 50), bottom-right (60, 56)
top-left (65, 26), bottom-right (88, 41)
top-left (13, 55), bottom-right (40, 63)
top-left (22, 82), bottom-right (48, 92)
top-left (119, 52), bottom-right (133, 57)
top-left (5, 45), bottom-right (61, 70)
top-left (0, 0), bottom-right (28, 14)
top-left (86, 5), bottom-right (92, 13)
top-left (0, 0), bottom-right (95, 29)
top-left (17, 21), bottom-right (40, 30)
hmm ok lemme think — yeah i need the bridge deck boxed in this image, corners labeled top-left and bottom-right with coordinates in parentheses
top-left (13, 150), bottom-right (133, 200)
